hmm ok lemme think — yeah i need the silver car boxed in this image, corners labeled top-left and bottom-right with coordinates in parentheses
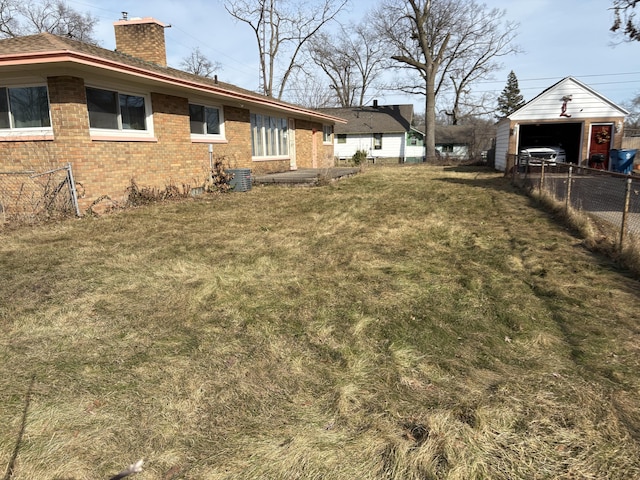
top-left (519, 146), bottom-right (567, 166)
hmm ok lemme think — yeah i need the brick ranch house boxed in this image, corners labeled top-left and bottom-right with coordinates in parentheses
top-left (0, 17), bottom-right (344, 211)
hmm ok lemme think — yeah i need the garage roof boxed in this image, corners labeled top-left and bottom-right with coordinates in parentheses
top-left (507, 76), bottom-right (629, 121)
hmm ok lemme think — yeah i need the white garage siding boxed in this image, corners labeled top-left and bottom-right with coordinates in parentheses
top-left (511, 77), bottom-right (628, 122)
top-left (495, 119), bottom-right (511, 172)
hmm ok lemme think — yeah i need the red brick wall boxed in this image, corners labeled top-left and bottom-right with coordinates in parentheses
top-left (0, 75), bottom-right (335, 212)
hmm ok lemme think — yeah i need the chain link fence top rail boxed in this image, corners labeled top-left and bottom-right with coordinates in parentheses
top-left (0, 164), bottom-right (79, 225)
top-left (512, 157), bottom-right (640, 247)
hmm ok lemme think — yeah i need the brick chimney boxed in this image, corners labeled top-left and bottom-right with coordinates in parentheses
top-left (113, 16), bottom-right (169, 66)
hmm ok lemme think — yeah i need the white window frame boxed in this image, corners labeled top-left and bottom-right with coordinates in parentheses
top-left (0, 83), bottom-right (53, 139)
top-left (250, 112), bottom-right (289, 160)
top-left (189, 102), bottom-right (226, 142)
top-left (85, 84), bottom-right (154, 139)
top-left (322, 124), bottom-right (332, 144)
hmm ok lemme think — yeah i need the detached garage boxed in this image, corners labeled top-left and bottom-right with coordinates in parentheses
top-left (495, 77), bottom-right (629, 172)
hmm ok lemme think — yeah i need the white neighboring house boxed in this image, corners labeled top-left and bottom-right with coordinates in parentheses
top-left (319, 103), bottom-right (423, 164)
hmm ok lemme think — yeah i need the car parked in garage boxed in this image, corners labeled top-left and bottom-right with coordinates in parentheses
top-left (518, 146), bottom-right (567, 166)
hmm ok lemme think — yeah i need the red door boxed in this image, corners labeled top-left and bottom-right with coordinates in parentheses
top-left (588, 124), bottom-right (612, 169)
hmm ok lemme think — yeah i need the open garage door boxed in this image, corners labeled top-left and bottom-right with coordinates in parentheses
top-left (518, 123), bottom-right (582, 164)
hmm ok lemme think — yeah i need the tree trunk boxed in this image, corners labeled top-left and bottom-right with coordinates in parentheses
top-left (425, 70), bottom-right (437, 162)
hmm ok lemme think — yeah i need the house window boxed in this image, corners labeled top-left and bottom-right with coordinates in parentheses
top-left (250, 113), bottom-right (288, 158)
top-left (406, 132), bottom-right (423, 146)
top-left (373, 133), bottom-right (382, 150)
top-left (440, 144), bottom-right (454, 153)
top-left (86, 86), bottom-right (149, 132)
top-left (189, 103), bottom-right (224, 139)
top-left (0, 86), bottom-right (51, 130)
top-left (323, 124), bottom-right (332, 143)
top-left (337, 134), bottom-right (347, 144)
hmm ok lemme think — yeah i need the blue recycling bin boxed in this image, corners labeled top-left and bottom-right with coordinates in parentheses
top-left (610, 149), bottom-right (637, 174)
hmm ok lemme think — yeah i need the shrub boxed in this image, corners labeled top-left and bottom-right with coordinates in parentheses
top-left (352, 149), bottom-right (368, 165)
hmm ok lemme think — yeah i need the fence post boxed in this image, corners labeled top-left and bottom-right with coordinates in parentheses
top-left (619, 175), bottom-right (632, 251)
top-left (539, 161), bottom-right (546, 191)
top-left (66, 163), bottom-right (81, 217)
top-left (565, 166), bottom-right (573, 214)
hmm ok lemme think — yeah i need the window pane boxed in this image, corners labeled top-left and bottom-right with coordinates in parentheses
top-left (86, 87), bottom-right (118, 129)
top-left (205, 107), bottom-right (220, 135)
top-left (0, 88), bottom-right (9, 129)
top-left (251, 113), bottom-right (263, 157)
top-left (120, 94), bottom-right (146, 130)
top-left (189, 104), bottom-right (205, 134)
top-left (9, 86), bottom-right (50, 128)
top-left (279, 118), bottom-right (288, 156)
top-left (267, 116), bottom-right (277, 155)
top-left (337, 134), bottom-right (346, 144)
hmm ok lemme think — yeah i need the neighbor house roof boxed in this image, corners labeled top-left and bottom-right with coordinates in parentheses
top-left (318, 104), bottom-right (413, 134)
top-left (413, 125), bottom-right (475, 144)
top-left (0, 32), bottom-right (345, 124)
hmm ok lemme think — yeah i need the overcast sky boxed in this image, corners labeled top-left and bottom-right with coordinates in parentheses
top-left (67, 0), bottom-right (640, 112)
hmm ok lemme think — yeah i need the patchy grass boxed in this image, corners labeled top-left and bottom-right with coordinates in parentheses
top-left (1, 165), bottom-right (640, 479)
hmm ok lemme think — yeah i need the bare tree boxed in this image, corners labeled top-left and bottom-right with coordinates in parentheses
top-left (180, 48), bottom-right (221, 78)
top-left (440, 7), bottom-right (519, 124)
top-left (224, 0), bottom-right (349, 99)
top-left (611, 0), bottom-right (640, 41)
top-left (283, 70), bottom-right (336, 108)
top-left (0, 0), bottom-right (98, 43)
top-left (308, 19), bottom-right (389, 107)
top-left (375, 0), bottom-right (518, 160)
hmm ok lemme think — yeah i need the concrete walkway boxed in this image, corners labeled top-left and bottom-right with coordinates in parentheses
top-left (252, 167), bottom-right (360, 186)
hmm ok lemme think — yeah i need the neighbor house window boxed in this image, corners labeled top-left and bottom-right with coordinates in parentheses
top-left (250, 113), bottom-right (288, 158)
top-left (0, 86), bottom-right (51, 130)
top-left (189, 103), bottom-right (224, 139)
top-left (337, 134), bottom-right (347, 144)
top-left (86, 86), bottom-right (150, 132)
top-left (407, 132), bottom-right (424, 146)
top-left (373, 133), bottom-right (382, 149)
top-left (323, 124), bottom-right (332, 143)
top-left (440, 144), bottom-right (454, 153)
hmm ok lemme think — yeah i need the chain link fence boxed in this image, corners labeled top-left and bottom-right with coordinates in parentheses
top-left (510, 156), bottom-right (640, 249)
top-left (0, 163), bottom-right (80, 226)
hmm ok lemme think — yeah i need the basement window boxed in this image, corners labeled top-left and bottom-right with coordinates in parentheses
top-left (189, 103), bottom-right (225, 141)
top-left (86, 86), bottom-right (153, 137)
top-left (0, 85), bottom-right (52, 136)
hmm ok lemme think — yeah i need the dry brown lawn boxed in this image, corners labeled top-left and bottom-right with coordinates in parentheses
top-left (1, 165), bottom-right (640, 479)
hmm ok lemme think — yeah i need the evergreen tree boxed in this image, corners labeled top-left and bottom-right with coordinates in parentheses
top-left (496, 71), bottom-right (525, 117)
